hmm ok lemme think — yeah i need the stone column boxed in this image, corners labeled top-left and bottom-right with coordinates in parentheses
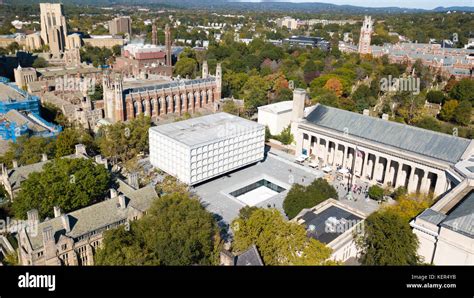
top-left (324, 139), bottom-right (329, 164)
top-left (407, 167), bottom-right (418, 193)
top-left (153, 99), bottom-right (159, 117)
top-left (144, 100), bottom-right (151, 116)
top-left (367, 155), bottom-right (374, 180)
top-left (360, 152), bottom-right (367, 179)
top-left (343, 145), bottom-right (348, 168)
top-left (420, 170), bottom-right (431, 194)
top-left (383, 158), bottom-right (391, 186)
top-left (394, 162), bottom-right (405, 188)
top-left (433, 173), bottom-right (447, 197)
top-left (177, 95), bottom-right (181, 116)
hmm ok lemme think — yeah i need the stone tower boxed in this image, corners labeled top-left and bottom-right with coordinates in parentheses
top-left (39, 3), bottom-right (68, 56)
top-left (202, 60), bottom-right (208, 78)
top-left (165, 24), bottom-right (172, 67)
top-left (152, 23), bottom-right (157, 46)
top-left (358, 16), bottom-right (373, 55)
top-left (215, 63), bottom-right (222, 99)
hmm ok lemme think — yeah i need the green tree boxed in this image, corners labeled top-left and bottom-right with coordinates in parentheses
top-left (112, 44), bottom-right (122, 56)
top-left (232, 208), bottom-right (332, 265)
top-left (55, 128), bottom-right (94, 158)
top-left (223, 71), bottom-right (249, 98)
top-left (89, 84), bottom-right (103, 101)
top-left (283, 178), bottom-right (337, 219)
top-left (356, 211), bottom-right (421, 265)
top-left (242, 75), bottom-right (270, 111)
top-left (222, 100), bottom-right (239, 115)
top-left (413, 116), bottom-right (442, 132)
top-left (454, 100), bottom-right (472, 126)
top-left (352, 85), bottom-right (376, 112)
top-left (32, 57), bottom-right (48, 68)
top-left (274, 125), bottom-right (294, 145)
top-left (439, 100), bottom-right (459, 122)
top-left (96, 192), bottom-right (220, 265)
top-left (449, 79), bottom-right (474, 103)
top-left (97, 115), bottom-right (151, 163)
top-left (425, 90), bottom-right (446, 104)
top-left (12, 158), bottom-right (113, 219)
top-left (0, 136), bottom-right (55, 167)
top-left (264, 125), bottom-right (271, 142)
top-left (174, 57), bottom-right (197, 78)
top-left (368, 185), bottom-right (384, 201)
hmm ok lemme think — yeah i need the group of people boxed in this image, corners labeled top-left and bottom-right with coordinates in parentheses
top-left (335, 181), bottom-right (369, 201)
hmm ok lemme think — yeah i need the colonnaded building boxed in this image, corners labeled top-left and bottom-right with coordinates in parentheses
top-left (149, 112), bottom-right (265, 185)
top-left (281, 89), bottom-right (473, 265)
top-left (290, 89), bottom-right (474, 197)
top-left (102, 61), bottom-right (221, 123)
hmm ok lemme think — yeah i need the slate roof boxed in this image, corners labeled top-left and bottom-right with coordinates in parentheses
top-left (305, 105), bottom-right (471, 164)
top-left (441, 191), bottom-right (474, 238)
top-left (26, 179), bottom-right (158, 250)
top-left (6, 154), bottom-right (86, 192)
top-left (417, 208), bottom-right (446, 226)
top-left (124, 77), bottom-right (217, 95)
top-left (235, 245), bottom-right (264, 266)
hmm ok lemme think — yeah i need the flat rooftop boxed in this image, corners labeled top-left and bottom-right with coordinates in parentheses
top-left (258, 101), bottom-right (292, 114)
top-left (299, 204), bottom-right (363, 244)
top-left (122, 77), bottom-right (170, 89)
top-left (150, 112), bottom-right (264, 147)
top-left (37, 66), bottom-right (101, 77)
top-left (0, 83), bottom-right (27, 102)
top-left (123, 77), bottom-right (215, 94)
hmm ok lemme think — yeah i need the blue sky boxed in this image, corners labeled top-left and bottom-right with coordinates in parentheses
top-left (245, 0), bottom-right (473, 9)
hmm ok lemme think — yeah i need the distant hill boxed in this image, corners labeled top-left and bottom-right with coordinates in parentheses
top-left (3, 0), bottom-right (474, 13)
top-left (432, 6), bottom-right (474, 12)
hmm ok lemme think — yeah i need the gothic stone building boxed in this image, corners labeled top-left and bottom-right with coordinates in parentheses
top-left (17, 179), bottom-right (157, 265)
top-left (102, 61), bottom-right (222, 123)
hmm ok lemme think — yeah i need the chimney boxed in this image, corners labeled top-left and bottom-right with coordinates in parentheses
top-left (41, 153), bottom-right (48, 162)
top-left (118, 194), bottom-right (127, 209)
top-left (381, 113), bottom-right (389, 120)
top-left (61, 214), bottom-right (71, 233)
top-left (127, 172), bottom-right (139, 190)
top-left (53, 206), bottom-right (61, 218)
top-left (292, 88), bottom-right (306, 120)
top-left (12, 160), bottom-right (18, 168)
top-left (110, 188), bottom-right (118, 199)
top-left (42, 226), bottom-right (54, 244)
top-left (75, 144), bottom-right (87, 156)
top-left (27, 209), bottom-right (39, 222)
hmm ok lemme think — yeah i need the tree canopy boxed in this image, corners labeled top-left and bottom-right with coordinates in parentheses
top-left (12, 158), bottom-right (113, 219)
top-left (95, 192), bottom-right (220, 265)
top-left (97, 115), bottom-right (151, 163)
top-left (283, 178), bottom-right (337, 219)
top-left (232, 208), bottom-right (332, 265)
top-left (356, 211), bottom-right (421, 265)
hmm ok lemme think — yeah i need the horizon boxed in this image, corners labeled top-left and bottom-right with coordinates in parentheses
top-left (234, 0), bottom-right (474, 10)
